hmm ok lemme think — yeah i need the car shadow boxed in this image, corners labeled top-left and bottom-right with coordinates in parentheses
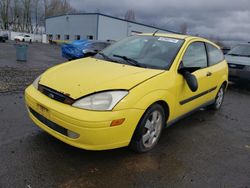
top-left (18, 130), bottom-right (187, 187)
top-left (228, 80), bottom-right (250, 94)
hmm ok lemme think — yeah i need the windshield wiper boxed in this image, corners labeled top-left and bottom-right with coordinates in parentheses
top-left (228, 53), bottom-right (250, 57)
top-left (113, 54), bottom-right (144, 67)
top-left (98, 52), bottom-right (116, 62)
top-left (227, 53), bottom-right (240, 56)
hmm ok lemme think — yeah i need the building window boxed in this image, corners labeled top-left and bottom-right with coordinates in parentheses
top-left (64, 35), bottom-right (70, 40)
top-left (56, 34), bottom-right (61, 40)
top-left (75, 35), bottom-right (80, 40)
top-left (87, 35), bottom-right (93, 40)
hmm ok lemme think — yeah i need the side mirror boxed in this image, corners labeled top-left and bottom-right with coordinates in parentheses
top-left (178, 62), bottom-right (198, 92)
top-left (82, 49), bottom-right (98, 57)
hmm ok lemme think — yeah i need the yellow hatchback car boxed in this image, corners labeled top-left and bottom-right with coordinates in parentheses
top-left (25, 33), bottom-right (228, 152)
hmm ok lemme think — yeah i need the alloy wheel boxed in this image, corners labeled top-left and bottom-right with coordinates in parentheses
top-left (142, 110), bottom-right (163, 148)
top-left (215, 87), bottom-right (224, 109)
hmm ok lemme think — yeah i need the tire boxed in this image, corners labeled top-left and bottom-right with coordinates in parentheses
top-left (130, 103), bottom-right (166, 153)
top-left (208, 84), bottom-right (226, 110)
top-left (22, 38), bottom-right (25, 42)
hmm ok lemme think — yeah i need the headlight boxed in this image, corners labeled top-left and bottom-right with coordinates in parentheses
top-left (32, 75), bottom-right (41, 89)
top-left (72, 91), bottom-right (128, 111)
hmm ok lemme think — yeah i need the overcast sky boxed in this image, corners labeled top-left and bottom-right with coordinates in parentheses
top-left (70, 0), bottom-right (250, 43)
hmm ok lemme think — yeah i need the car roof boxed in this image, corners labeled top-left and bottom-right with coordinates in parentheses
top-left (141, 33), bottom-right (220, 48)
top-left (141, 33), bottom-right (197, 40)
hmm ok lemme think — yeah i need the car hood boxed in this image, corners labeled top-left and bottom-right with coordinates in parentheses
top-left (225, 55), bottom-right (250, 66)
top-left (39, 57), bottom-right (164, 99)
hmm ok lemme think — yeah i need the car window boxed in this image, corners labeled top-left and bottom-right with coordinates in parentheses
top-left (99, 35), bottom-right (184, 70)
top-left (206, 43), bottom-right (224, 66)
top-left (227, 45), bottom-right (250, 57)
top-left (182, 42), bottom-right (207, 68)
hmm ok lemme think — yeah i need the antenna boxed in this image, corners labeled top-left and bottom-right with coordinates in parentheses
top-left (152, 30), bottom-right (159, 36)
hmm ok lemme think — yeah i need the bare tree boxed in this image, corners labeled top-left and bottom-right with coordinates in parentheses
top-left (180, 22), bottom-right (187, 34)
top-left (33, 0), bottom-right (40, 33)
top-left (125, 9), bottom-right (136, 22)
top-left (21, 0), bottom-right (33, 32)
top-left (208, 35), bottom-right (226, 48)
top-left (1, 0), bottom-right (75, 33)
top-left (0, 0), bottom-right (10, 29)
top-left (44, 0), bottom-right (75, 18)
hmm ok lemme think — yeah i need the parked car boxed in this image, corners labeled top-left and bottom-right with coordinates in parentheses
top-left (61, 40), bottom-right (112, 60)
top-left (25, 34), bottom-right (228, 152)
top-left (221, 47), bottom-right (231, 55)
top-left (225, 43), bottom-right (250, 81)
top-left (0, 33), bottom-right (8, 42)
top-left (14, 34), bottom-right (32, 42)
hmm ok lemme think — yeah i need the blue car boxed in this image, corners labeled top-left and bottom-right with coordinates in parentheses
top-left (61, 40), bottom-right (111, 60)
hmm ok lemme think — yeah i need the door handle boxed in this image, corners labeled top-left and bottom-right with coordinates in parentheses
top-left (206, 72), bottom-right (212, 77)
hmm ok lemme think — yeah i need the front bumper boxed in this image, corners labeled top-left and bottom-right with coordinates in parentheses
top-left (229, 68), bottom-right (250, 80)
top-left (25, 85), bottom-right (144, 150)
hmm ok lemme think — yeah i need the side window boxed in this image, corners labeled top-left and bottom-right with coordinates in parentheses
top-left (206, 43), bottom-right (224, 66)
top-left (182, 42), bottom-right (207, 68)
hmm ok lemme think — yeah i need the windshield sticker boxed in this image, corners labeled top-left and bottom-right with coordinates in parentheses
top-left (158, 37), bottom-right (179, 43)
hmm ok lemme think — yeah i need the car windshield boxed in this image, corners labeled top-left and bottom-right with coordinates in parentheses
top-left (227, 45), bottom-right (250, 57)
top-left (95, 35), bottom-right (184, 70)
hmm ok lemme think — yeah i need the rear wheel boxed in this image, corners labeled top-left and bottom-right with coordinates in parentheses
top-left (130, 103), bottom-right (166, 153)
top-left (208, 84), bottom-right (226, 110)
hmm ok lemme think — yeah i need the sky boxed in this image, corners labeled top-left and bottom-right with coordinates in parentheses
top-left (70, 0), bottom-right (250, 44)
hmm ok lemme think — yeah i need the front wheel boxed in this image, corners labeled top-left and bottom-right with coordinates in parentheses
top-left (208, 84), bottom-right (226, 110)
top-left (130, 104), bottom-right (166, 153)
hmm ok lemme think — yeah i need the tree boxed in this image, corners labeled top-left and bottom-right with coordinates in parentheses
top-left (125, 9), bottom-right (136, 22)
top-left (0, 0), bottom-right (75, 33)
top-left (33, 0), bottom-right (40, 33)
top-left (0, 0), bottom-right (10, 29)
top-left (180, 22), bottom-right (187, 34)
top-left (44, 0), bottom-right (75, 18)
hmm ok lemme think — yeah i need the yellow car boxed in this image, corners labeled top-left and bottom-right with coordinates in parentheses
top-left (25, 33), bottom-right (228, 152)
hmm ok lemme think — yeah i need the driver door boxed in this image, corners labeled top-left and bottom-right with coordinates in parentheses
top-left (174, 41), bottom-right (213, 117)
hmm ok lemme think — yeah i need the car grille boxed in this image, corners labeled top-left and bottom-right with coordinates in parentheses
top-left (29, 107), bottom-right (68, 136)
top-left (228, 63), bottom-right (245, 69)
top-left (38, 85), bottom-right (74, 105)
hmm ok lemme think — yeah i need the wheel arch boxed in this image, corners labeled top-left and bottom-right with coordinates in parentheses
top-left (222, 80), bottom-right (228, 89)
top-left (155, 100), bottom-right (170, 122)
top-left (133, 90), bottom-right (175, 122)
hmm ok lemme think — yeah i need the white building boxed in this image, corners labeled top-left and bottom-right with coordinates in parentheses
top-left (45, 13), bottom-right (177, 41)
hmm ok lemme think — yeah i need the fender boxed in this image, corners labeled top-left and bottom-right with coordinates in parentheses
top-left (133, 89), bottom-right (177, 122)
